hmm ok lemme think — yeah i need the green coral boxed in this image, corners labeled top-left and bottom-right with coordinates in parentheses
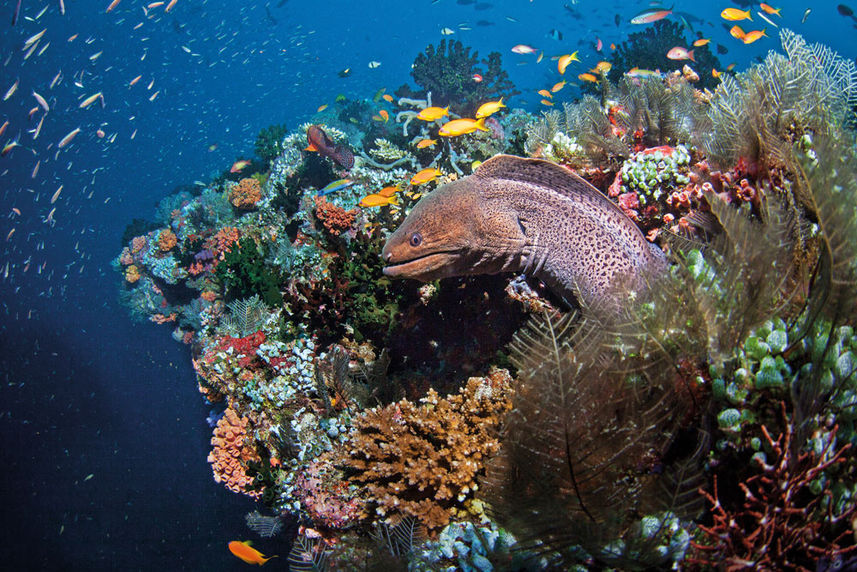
top-left (255, 123), bottom-right (289, 164)
top-left (618, 145), bottom-right (691, 202)
top-left (215, 237), bottom-right (284, 306)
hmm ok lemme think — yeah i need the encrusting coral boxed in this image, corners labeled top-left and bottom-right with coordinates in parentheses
top-left (334, 369), bottom-right (513, 531)
top-left (229, 177), bottom-right (263, 210)
top-left (313, 195), bottom-right (357, 237)
top-left (207, 407), bottom-right (263, 498)
top-left (157, 228), bottom-right (177, 251)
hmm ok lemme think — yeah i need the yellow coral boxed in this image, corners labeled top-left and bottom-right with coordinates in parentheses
top-left (335, 368), bottom-right (513, 531)
top-left (125, 264), bottom-right (141, 283)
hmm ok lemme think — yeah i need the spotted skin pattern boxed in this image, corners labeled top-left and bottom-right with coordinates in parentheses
top-left (382, 155), bottom-right (666, 308)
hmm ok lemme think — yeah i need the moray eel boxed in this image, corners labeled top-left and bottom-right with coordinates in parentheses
top-left (382, 154), bottom-right (666, 308)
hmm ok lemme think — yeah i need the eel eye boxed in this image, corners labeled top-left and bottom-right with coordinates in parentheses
top-left (409, 232), bottom-right (423, 247)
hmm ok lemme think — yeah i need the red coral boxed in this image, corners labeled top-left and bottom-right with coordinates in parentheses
top-left (205, 226), bottom-right (241, 258)
top-left (207, 407), bottom-right (262, 498)
top-left (690, 404), bottom-right (857, 570)
top-left (313, 196), bottom-right (357, 237)
top-left (157, 228), bottom-right (177, 251)
top-left (212, 331), bottom-right (266, 368)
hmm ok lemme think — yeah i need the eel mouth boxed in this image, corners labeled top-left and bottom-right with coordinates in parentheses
top-left (382, 251), bottom-right (461, 280)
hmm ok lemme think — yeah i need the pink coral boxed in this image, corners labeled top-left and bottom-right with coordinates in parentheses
top-left (207, 407), bottom-right (262, 498)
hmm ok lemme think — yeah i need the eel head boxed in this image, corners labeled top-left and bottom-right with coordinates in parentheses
top-left (382, 178), bottom-right (526, 282)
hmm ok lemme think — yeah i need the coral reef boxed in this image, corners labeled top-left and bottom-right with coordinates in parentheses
top-left (111, 28), bottom-right (857, 570)
top-left (334, 369), bottom-right (513, 531)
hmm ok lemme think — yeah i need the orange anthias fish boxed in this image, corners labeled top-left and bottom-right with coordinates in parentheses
top-left (667, 47), bottom-right (694, 62)
top-left (692, 38), bottom-right (710, 47)
top-left (382, 94), bottom-right (394, 103)
top-left (759, 3), bottom-right (781, 16)
top-left (415, 138), bottom-right (436, 149)
top-left (410, 167), bottom-right (442, 185)
top-left (741, 29), bottom-right (767, 44)
top-left (379, 109), bottom-right (389, 122)
top-left (228, 541), bottom-right (277, 565)
top-left (537, 89), bottom-right (552, 98)
top-left (729, 25), bottom-right (746, 40)
top-left (230, 160), bottom-right (251, 173)
top-left (578, 72), bottom-right (598, 83)
top-left (721, 8), bottom-right (752, 21)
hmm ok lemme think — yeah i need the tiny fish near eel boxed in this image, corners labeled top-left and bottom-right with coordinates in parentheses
top-left (382, 154), bottom-right (666, 309)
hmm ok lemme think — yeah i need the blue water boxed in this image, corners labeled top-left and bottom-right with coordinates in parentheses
top-left (0, 0), bottom-right (854, 569)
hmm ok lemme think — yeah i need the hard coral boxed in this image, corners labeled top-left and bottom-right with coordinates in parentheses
top-left (313, 195), bottom-right (357, 237)
top-left (230, 177), bottom-right (263, 210)
top-left (157, 228), bottom-right (177, 251)
top-left (407, 39), bottom-right (519, 116)
top-left (335, 369), bottom-right (514, 531)
top-left (207, 407), bottom-right (263, 498)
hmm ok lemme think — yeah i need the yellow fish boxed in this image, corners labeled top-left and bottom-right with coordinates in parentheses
top-left (741, 28), bottom-right (767, 44)
top-left (415, 138), bottom-right (437, 149)
top-left (475, 98), bottom-right (505, 119)
top-left (578, 72), bottom-right (598, 83)
top-left (692, 38), bottom-right (710, 47)
top-left (438, 117), bottom-right (489, 137)
top-left (721, 7), bottom-right (752, 21)
top-left (410, 167), bottom-right (442, 185)
top-left (317, 104), bottom-right (328, 112)
top-left (557, 51), bottom-right (579, 75)
top-left (378, 185), bottom-right (401, 197)
top-left (592, 61), bottom-right (612, 74)
top-left (359, 193), bottom-right (397, 207)
top-left (417, 106), bottom-right (449, 121)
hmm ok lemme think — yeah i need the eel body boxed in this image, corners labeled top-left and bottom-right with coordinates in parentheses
top-left (382, 154), bottom-right (666, 308)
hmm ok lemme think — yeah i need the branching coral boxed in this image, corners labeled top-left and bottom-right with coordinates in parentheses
top-left (691, 406), bottom-right (857, 569)
top-left (230, 178), bottom-right (263, 210)
top-left (335, 369), bottom-right (513, 531)
top-left (207, 407), bottom-right (263, 498)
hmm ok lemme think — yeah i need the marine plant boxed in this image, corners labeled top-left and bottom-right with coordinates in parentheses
top-left (606, 20), bottom-right (721, 91)
top-left (406, 39), bottom-right (519, 116)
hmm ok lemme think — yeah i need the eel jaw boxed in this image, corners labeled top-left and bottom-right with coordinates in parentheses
top-left (382, 251), bottom-right (463, 281)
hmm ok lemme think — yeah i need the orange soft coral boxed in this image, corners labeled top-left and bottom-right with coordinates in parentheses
top-left (130, 235), bottom-right (147, 254)
top-left (157, 228), bottom-right (177, 251)
top-left (229, 178), bottom-right (263, 210)
top-left (207, 407), bottom-right (262, 498)
top-left (313, 195), bottom-right (357, 237)
top-left (335, 368), bottom-right (514, 530)
top-left (207, 226), bottom-right (241, 257)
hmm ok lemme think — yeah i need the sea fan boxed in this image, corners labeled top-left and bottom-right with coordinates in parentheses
top-left (223, 294), bottom-right (269, 336)
top-left (780, 28), bottom-right (857, 112)
top-left (244, 510), bottom-right (283, 538)
top-left (287, 534), bottom-right (329, 572)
